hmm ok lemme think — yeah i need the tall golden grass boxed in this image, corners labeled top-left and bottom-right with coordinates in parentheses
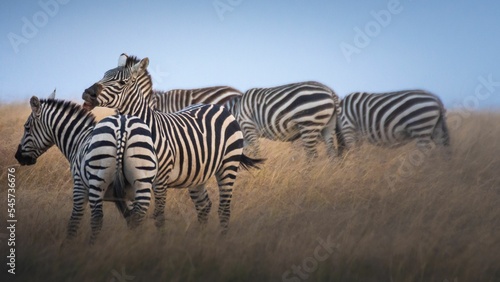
top-left (1, 102), bottom-right (499, 282)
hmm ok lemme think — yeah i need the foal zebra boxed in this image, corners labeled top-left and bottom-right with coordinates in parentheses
top-left (15, 93), bottom-right (157, 243)
top-left (337, 90), bottom-right (450, 153)
top-left (224, 81), bottom-right (341, 158)
top-left (82, 53), bottom-right (263, 233)
top-left (153, 86), bottom-right (243, 113)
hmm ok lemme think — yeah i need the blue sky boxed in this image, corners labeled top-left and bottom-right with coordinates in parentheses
top-left (1, 0), bottom-right (500, 109)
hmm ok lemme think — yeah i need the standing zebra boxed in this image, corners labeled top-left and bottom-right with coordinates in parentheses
top-left (224, 81), bottom-right (341, 158)
top-left (337, 90), bottom-right (450, 153)
top-left (82, 53), bottom-right (263, 233)
top-left (153, 86), bottom-right (243, 113)
top-left (15, 92), bottom-right (157, 243)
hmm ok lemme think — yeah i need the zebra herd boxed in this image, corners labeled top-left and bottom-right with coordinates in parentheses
top-left (14, 53), bottom-right (450, 243)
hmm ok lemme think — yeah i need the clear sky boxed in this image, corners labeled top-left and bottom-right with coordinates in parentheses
top-left (1, 0), bottom-right (500, 109)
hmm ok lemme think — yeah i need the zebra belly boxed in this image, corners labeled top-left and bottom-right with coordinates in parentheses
top-left (259, 129), bottom-right (300, 142)
top-left (256, 121), bottom-right (302, 142)
top-left (164, 157), bottom-right (215, 188)
top-left (364, 128), bottom-right (413, 147)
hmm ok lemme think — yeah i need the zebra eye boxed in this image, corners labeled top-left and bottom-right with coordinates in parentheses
top-left (119, 80), bottom-right (127, 86)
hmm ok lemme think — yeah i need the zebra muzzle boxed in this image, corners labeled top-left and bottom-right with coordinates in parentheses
top-left (14, 145), bottom-right (37, 165)
top-left (82, 84), bottom-right (101, 111)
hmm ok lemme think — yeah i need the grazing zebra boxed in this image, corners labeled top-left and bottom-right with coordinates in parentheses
top-left (82, 53), bottom-right (263, 233)
top-left (15, 92), bottom-right (157, 243)
top-left (223, 81), bottom-right (341, 159)
top-left (337, 90), bottom-right (450, 153)
top-left (153, 86), bottom-right (243, 113)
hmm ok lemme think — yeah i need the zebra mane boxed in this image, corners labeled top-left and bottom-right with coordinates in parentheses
top-left (125, 55), bottom-right (141, 68)
top-left (40, 99), bottom-right (96, 125)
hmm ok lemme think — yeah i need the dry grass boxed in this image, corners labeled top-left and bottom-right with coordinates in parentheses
top-left (0, 103), bottom-right (499, 282)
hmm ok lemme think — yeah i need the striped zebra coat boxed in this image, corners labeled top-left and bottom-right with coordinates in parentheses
top-left (82, 54), bottom-right (263, 232)
top-left (15, 94), bottom-right (157, 243)
top-left (153, 86), bottom-right (243, 113)
top-left (224, 81), bottom-right (341, 158)
top-left (337, 90), bottom-right (450, 153)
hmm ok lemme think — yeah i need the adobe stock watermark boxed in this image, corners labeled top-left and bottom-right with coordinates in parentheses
top-left (109, 266), bottom-right (135, 282)
top-left (447, 74), bottom-right (500, 129)
top-left (340, 0), bottom-right (404, 63)
top-left (148, 64), bottom-right (170, 85)
top-left (282, 234), bottom-right (338, 281)
top-left (213, 0), bottom-right (244, 21)
top-left (7, 0), bottom-right (71, 54)
top-left (385, 74), bottom-right (500, 189)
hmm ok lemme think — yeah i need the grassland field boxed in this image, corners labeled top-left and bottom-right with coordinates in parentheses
top-left (0, 102), bottom-right (499, 282)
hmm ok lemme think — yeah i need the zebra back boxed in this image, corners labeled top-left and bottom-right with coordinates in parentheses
top-left (153, 86), bottom-right (243, 113)
top-left (339, 90), bottom-right (448, 147)
top-left (233, 81), bottom-right (340, 158)
top-left (243, 81), bottom-right (337, 128)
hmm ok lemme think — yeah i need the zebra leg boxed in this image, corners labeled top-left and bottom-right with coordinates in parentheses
top-left (153, 184), bottom-right (167, 229)
top-left (336, 129), bottom-right (347, 157)
top-left (188, 184), bottom-right (212, 225)
top-left (241, 122), bottom-right (260, 156)
top-left (298, 124), bottom-right (321, 159)
top-left (217, 187), bottom-right (233, 234)
top-left (215, 171), bottom-right (235, 234)
top-left (321, 112), bottom-right (339, 158)
top-left (88, 185), bottom-right (105, 244)
top-left (337, 129), bottom-right (358, 159)
top-left (128, 184), bottom-right (152, 229)
top-left (321, 126), bottom-right (337, 158)
top-left (432, 114), bottom-right (451, 147)
top-left (66, 184), bottom-right (88, 240)
top-left (431, 117), bottom-right (452, 160)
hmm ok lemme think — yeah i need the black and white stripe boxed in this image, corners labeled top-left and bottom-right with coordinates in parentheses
top-left (82, 54), bottom-right (263, 233)
top-left (153, 86), bottom-right (243, 113)
top-left (224, 81), bottom-right (341, 158)
top-left (15, 93), bottom-right (157, 243)
top-left (337, 90), bottom-right (450, 152)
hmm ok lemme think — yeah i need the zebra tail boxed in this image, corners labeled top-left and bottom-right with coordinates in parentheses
top-left (113, 162), bottom-right (130, 219)
top-left (239, 154), bottom-right (266, 171)
top-left (113, 125), bottom-right (130, 219)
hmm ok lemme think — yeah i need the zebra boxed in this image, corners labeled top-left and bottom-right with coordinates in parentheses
top-left (336, 90), bottom-right (450, 153)
top-left (15, 91), bottom-right (158, 243)
top-left (82, 53), bottom-right (264, 233)
top-left (223, 81), bottom-right (341, 159)
top-left (152, 86), bottom-right (243, 113)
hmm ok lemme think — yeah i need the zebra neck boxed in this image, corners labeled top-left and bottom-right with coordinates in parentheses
top-left (50, 118), bottom-right (94, 164)
top-left (118, 89), bottom-right (149, 118)
top-left (117, 89), bottom-right (157, 139)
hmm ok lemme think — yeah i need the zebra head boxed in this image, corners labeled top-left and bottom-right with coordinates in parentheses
top-left (82, 53), bottom-right (152, 111)
top-left (15, 95), bottom-right (56, 166)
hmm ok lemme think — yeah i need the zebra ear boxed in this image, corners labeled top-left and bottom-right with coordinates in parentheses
top-left (118, 53), bottom-right (128, 67)
top-left (48, 88), bottom-right (56, 100)
top-left (131, 57), bottom-right (149, 77)
top-left (30, 96), bottom-right (41, 118)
